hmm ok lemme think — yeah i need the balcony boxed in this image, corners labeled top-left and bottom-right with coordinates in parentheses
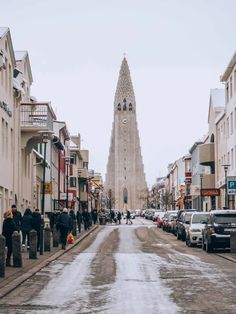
top-left (202, 174), bottom-right (215, 189)
top-left (20, 102), bottom-right (56, 151)
top-left (199, 143), bottom-right (215, 167)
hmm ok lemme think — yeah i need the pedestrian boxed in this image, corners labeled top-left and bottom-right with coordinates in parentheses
top-left (32, 208), bottom-right (42, 251)
top-left (82, 208), bottom-right (90, 231)
top-left (11, 204), bottom-right (22, 231)
top-left (76, 209), bottom-right (83, 233)
top-left (92, 208), bottom-right (98, 224)
top-left (2, 209), bottom-right (18, 266)
top-left (110, 210), bottom-right (115, 223)
top-left (57, 208), bottom-right (71, 249)
top-left (117, 211), bottom-right (121, 224)
top-left (21, 208), bottom-right (33, 249)
top-left (126, 210), bottom-right (133, 225)
top-left (69, 209), bottom-right (76, 233)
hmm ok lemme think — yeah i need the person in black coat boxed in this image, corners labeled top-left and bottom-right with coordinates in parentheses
top-left (12, 204), bottom-right (22, 231)
top-left (76, 209), bottom-right (83, 233)
top-left (92, 208), bottom-right (98, 224)
top-left (22, 208), bottom-right (33, 248)
top-left (82, 209), bottom-right (90, 231)
top-left (32, 208), bottom-right (42, 251)
top-left (117, 211), bottom-right (122, 224)
top-left (2, 209), bottom-right (18, 266)
top-left (69, 209), bottom-right (76, 232)
top-left (57, 208), bottom-right (71, 249)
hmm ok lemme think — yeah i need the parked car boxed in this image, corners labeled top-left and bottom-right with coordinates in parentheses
top-left (185, 212), bottom-right (210, 247)
top-left (162, 211), bottom-right (178, 231)
top-left (152, 210), bottom-right (163, 222)
top-left (156, 211), bottom-right (165, 228)
top-left (202, 210), bottom-right (236, 253)
top-left (145, 209), bottom-right (155, 220)
top-left (176, 209), bottom-right (198, 239)
top-left (140, 210), bottom-right (146, 217)
top-left (176, 211), bottom-right (196, 241)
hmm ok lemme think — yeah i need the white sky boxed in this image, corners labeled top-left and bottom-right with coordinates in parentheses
top-left (1, 0), bottom-right (236, 187)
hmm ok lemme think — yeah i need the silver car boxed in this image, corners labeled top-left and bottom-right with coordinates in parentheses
top-left (185, 212), bottom-right (210, 247)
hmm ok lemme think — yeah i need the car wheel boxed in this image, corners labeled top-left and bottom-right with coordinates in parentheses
top-left (182, 232), bottom-right (186, 241)
top-left (206, 239), bottom-right (213, 253)
top-left (177, 231), bottom-right (180, 240)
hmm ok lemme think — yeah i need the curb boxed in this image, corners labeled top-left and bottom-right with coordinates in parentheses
top-left (0, 225), bottom-right (98, 299)
top-left (216, 253), bottom-right (236, 264)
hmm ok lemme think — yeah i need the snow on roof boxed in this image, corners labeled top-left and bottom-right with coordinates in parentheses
top-left (14, 51), bottom-right (27, 61)
top-left (210, 88), bottom-right (225, 108)
top-left (0, 27), bottom-right (9, 38)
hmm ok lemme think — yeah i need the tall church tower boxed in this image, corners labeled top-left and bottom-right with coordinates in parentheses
top-left (105, 58), bottom-right (148, 210)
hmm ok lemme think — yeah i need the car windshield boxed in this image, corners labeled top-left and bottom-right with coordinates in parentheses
top-left (214, 214), bottom-right (236, 224)
top-left (192, 214), bottom-right (209, 223)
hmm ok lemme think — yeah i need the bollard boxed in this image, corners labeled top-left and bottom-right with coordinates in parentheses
top-left (53, 225), bottom-right (59, 247)
top-left (12, 231), bottom-right (22, 267)
top-left (44, 227), bottom-right (51, 252)
top-left (230, 231), bottom-right (236, 253)
top-left (0, 235), bottom-right (6, 277)
top-left (72, 220), bottom-right (77, 237)
top-left (29, 229), bottom-right (37, 259)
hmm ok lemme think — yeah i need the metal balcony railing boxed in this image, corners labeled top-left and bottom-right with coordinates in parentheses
top-left (20, 102), bottom-right (55, 130)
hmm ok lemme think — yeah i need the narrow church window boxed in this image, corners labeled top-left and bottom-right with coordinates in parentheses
top-left (129, 103), bottom-right (132, 111)
top-left (117, 103), bottom-right (121, 111)
top-left (123, 103), bottom-right (127, 111)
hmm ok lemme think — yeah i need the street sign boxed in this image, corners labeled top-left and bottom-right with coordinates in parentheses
top-left (227, 177), bottom-right (236, 195)
top-left (201, 189), bottom-right (220, 196)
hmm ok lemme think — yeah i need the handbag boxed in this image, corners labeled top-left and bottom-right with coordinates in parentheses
top-left (67, 232), bottom-right (74, 244)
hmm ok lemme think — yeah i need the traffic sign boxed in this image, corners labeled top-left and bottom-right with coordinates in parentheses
top-left (227, 176), bottom-right (236, 195)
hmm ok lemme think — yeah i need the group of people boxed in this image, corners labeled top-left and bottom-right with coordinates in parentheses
top-left (2, 205), bottom-right (42, 266)
top-left (109, 209), bottom-right (133, 225)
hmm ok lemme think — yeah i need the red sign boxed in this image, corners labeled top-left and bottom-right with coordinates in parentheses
top-left (185, 172), bottom-right (192, 178)
top-left (186, 195), bottom-right (192, 200)
top-left (201, 189), bottom-right (220, 196)
top-left (185, 178), bottom-right (192, 184)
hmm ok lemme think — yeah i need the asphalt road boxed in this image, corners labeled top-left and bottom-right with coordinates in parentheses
top-left (0, 218), bottom-right (236, 313)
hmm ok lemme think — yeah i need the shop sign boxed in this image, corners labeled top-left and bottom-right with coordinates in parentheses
top-left (201, 189), bottom-right (220, 196)
top-left (185, 172), bottom-right (192, 178)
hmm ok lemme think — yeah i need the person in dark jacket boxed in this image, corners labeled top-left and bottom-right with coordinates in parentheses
top-left (2, 209), bottom-right (18, 266)
top-left (69, 209), bottom-right (76, 232)
top-left (32, 208), bottom-right (42, 251)
top-left (82, 209), bottom-right (90, 231)
top-left (76, 209), bottom-right (83, 233)
top-left (57, 208), bottom-right (71, 249)
top-left (92, 208), bottom-right (98, 224)
top-left (22, 208), bottom-right (33, 249)
top-left (126, 210), bottom-right (133, 225)
top-left (11, 204), bottom-right (22, 231)
top-left (117, 211), bottom-right (122, 224)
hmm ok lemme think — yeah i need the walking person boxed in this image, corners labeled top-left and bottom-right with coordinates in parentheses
top-left (22, 208), bottom-right (33, 249)
top-left (92, 208), bottom-right (98, 224)
top-left (32, 208), bottom-right (42, 251)
top-left (57, 208), bottom-right (71, 249)
top-left (82, 208), bottom-right (90, 231)
top-left (11, 204), bottom-right (22, 231)
top-left (126, 210), bottom-right (133, 225)
top-left (76, 209), bottom-right (83, 233)
top-left (2, 209), bottom-right (18, 266)
top-left (69, 209), bottom-right (76, 233)
top-left (117, 211), bottom-right (122, 224)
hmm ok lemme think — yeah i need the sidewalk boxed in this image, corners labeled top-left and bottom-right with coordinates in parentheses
top-left (0, 224), bottom-right (98, 298)
top-left (217, 252), bottom-right (236, 264)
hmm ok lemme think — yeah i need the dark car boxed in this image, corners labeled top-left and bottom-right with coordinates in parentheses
top-left (202, 210), bottom-right (236, 253)
top-left (162, 211), bottom-right (177, 231)
top-left (176, 209), bottom-right (198, 240)
top-left (176, 211), bottom-right (196, 241)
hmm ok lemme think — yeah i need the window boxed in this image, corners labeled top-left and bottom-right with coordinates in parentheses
top-left (227, 117), bottom-right (229, 138)
top-left (129, 103), bottom-right (132, 111)
top-left (70, 155), bottom-right (76, 164)
top-left (70, 177), bottom-right (76, 187)
top-left (83, 162), bottom-right (88, 169)
top-left (230, 112), bottom-right (233, 134)
top-left (226, 82), bottom-right (229, 103)
top-left (117, 103), bottom-right (121, 111)
top-left (230, 76), bottom-right (233, 98)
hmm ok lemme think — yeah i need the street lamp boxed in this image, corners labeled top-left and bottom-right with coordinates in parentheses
top-left (38, 130), bottom-right (54, 255)
top-left (78, 169), bottom-right (82, 212)
top-left (222, 164), bottom-right (230, 209)
top-left (65, 156), bottom-right (71, 209)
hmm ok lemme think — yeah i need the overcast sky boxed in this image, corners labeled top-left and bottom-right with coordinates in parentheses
top-left (1, 0), bottom-right (236, 187)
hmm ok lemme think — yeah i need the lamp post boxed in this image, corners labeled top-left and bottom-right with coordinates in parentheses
top-left (38, 130), bottom-right (54, 255)
top-left (65, 156), bottom-right (70, 209)
top-left (78, 169), bottom-right (82, 212)
top-left (200, 174), bottom-right (204, 212)
top-left (222, 164), bottom-right (230, 209)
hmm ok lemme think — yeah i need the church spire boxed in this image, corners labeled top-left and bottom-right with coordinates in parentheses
top-left (114, 57), bottom-right (136, 106)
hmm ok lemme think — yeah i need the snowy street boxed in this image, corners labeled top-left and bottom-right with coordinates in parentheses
top-left (1, 218), bottom-right (236, 313)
